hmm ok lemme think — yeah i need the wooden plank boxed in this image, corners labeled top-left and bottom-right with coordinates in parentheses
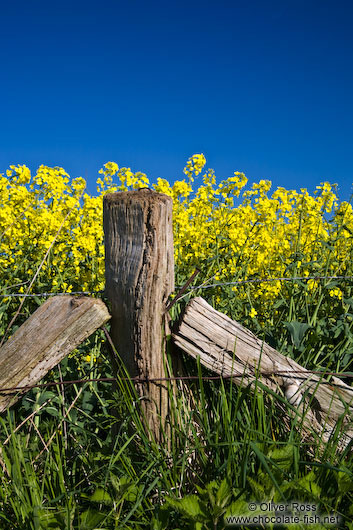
top-left (173, 296), bottom-right (353, 448)
top-left (103, 190), bottom-right (174, 442)
top-left (0, 296), bottom-right (111, 412)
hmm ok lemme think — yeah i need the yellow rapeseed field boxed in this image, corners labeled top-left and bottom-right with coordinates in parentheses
top-left (1, 155), bottom-right (352, 317)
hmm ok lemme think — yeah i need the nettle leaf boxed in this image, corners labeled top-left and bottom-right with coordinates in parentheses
top-left (216, 479), bottom-right (232, 508)
top-left (337, 469), bottom-right (353, 495)
top-left (267, 445), bottom-right (294, 472)
top-left (247, 476), bottom-right (266, 501)
top-left (179, 496), bottom-right (205, 518)
top-left (284, 321), bottom-right (311, 348)
top-left (90, 488), bottom-right (112, 505)
top-left (225, 499), bottom-right (250, 518)
top-left (79, 507), bottom-right (106, 530)
top-left (295, 470), bottom-right (321, 497)
top-left (167, 495), bottom-right (207, 520)
top-left (110, 475), bottom-right (141, 502)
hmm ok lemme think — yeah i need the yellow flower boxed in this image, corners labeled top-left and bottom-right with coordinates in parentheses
top-left (0, 154), bottom-right (347, 324)
top-left (329, 288), bottom-right (343, 300)
top-left (99, 161), bottom-right (119, 176)
top-left (183, 153), bottom-right (206, 180)
top-left (307, 279), bottom-right (318, 291)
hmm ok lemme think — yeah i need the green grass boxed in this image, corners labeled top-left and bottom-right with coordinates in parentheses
top-left (0, 324), bottom-right (352, 529)
top-left (1, 243), bottom-right (353, 528)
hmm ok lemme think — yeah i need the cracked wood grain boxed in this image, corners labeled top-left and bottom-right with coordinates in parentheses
top-left (0, 296), bottom-right (111, 412)
top-left (173, 296), bottom-right (353, 449)
top-left (103, 190), bottom-right (174, 442)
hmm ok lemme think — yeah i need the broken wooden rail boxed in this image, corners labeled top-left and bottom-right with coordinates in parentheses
top-left (173, 296), bottom-right (353, 448)
top-left (0, 296), bottom-right (110, 412)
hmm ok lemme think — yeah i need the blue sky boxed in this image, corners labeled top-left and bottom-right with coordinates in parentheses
top-left (1, 0), bottom-right (353, 199)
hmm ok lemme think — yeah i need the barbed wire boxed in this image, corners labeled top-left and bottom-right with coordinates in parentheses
top-left (0, 290), bottom-right (103, 298)
top-left (1, 275), bottom-right (352, 299)
top-left (191, 275), bottom-right (353, 290)
top-left (0, 369), bottom-right (353, 395)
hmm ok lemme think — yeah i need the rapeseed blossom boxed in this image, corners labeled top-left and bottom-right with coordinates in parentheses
top-left (0, 155), bottom-right (351, 322)
top-left (329, 287), bottom-right (343, 300)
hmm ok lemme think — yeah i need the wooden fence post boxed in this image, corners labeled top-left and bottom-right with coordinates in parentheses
top-left (103, 189), bottom-right (174, 442)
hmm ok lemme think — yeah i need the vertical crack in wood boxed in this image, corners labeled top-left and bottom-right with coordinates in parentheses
top-left (104, 191), bottom-right (174, 443)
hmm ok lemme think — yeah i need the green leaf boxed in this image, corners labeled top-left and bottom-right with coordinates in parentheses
top-left (344, 297), bottom-right (353, 309)
top-left (34, 295), bottom-right (42, 306)
top-left (45, 406), bottom-right (60, 417)
top-left (225, 499), bottom-right (250, 518)
top-left (166, 495), bottom-right (206, 520)
top-left (295, 470), bottom-right (321, 497)
top-left (79, 508), bottom-right (105, 530)
top-left (179, 496), bottom-right (203, 518)
top-left (90, 488), bottom-right (112, 505)
top-left (37, 391), bottom-right (57, 405)
top-left (110, 475), bottom-right (141, 502)
top-left (267, 445), bottom-right (294, 472)
top-left (216, 479), bottom-right (232, 508)
top-left (337, 469), bottom-right (353, 495)
top-left (250, 442), bottom-right (285, 500)
top-left (247, 476), bottom-right (265, 501)
top-left (284, 321), bottom-right (311, 348)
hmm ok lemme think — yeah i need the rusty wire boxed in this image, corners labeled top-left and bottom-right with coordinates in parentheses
top-left (0, 274), bottom-right (352, 299)
top-left (1, 273), bottom-right (353, 395)
top-left (0, 369), bottom-right (352, 395)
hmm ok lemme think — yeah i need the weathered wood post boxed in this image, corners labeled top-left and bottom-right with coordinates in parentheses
top-left (103, 189), bottom-right (174, 442)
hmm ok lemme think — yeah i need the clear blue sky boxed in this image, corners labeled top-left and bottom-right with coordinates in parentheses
top-left (1, 0), bottom-right (353, 200)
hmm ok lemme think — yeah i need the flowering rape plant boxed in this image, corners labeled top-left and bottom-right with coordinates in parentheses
top-left (0, 155), bottom-right (352, 369)
top-left (1, 156), bottom-right (352, 300)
